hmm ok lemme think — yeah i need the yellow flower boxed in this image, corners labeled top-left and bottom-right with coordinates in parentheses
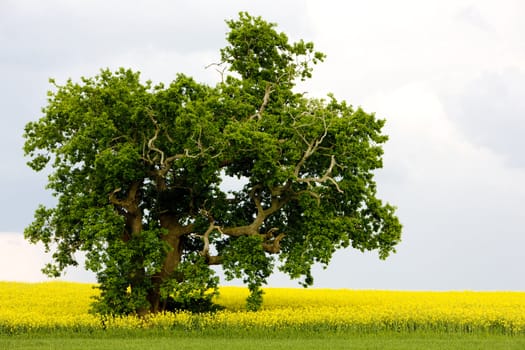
top-left (1, 282), bottom-right (524, 334)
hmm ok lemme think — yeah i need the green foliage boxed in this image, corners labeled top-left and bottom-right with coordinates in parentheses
top-left (222, 235), bottom-right (274, 310)
top-left (162, 253), bottom-right (221, 313)
top-left (23, 12), bottom-right (401, 315)
top-left (221, 12), bottom-right (325, 85)
top-left (90, 228), bottom-right (167, 315)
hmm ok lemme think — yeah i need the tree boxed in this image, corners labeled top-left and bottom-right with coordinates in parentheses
top-left (23, 12), bottom-right (402, 314)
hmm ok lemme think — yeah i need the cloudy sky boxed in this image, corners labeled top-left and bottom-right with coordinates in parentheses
top-left (1, 0), bottom-right (524, 290)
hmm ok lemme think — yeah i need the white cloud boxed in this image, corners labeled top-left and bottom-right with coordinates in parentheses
top-left (303, 0), bottom-right (525, 102)
top-left (365, 82), bottom-right (507, 185)
top-left (444, 68), bottom-right (525, 167)
top-left (339, 81), bottom-right (525, 290)
top-left (0, 233), bottom-right (52, 282)
top-left (2, 0), bottom-right (524, 290)
top-left (0, 233), bottom-right (96, 283)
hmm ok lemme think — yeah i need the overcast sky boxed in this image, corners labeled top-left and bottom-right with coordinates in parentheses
top-left (1, 0), bottom-right (524, 290)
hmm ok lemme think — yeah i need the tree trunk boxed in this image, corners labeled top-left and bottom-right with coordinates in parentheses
top-left (145, 215), bottom-right (187, 313)
top-left (147, 285), bottom-right (161, 314)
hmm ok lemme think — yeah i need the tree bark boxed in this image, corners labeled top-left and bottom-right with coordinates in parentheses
top-left (144, 214), bottom-right (192, 313)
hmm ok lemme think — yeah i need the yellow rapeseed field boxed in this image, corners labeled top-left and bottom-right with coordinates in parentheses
top-left (0, 281), bottom-right (524, 334)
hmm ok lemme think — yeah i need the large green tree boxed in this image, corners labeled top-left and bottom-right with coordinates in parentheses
top-left (24, 12), bottom-right (401, 314)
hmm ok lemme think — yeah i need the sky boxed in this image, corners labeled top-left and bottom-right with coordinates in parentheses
top-left (1, 0), bottom-right (524, 290)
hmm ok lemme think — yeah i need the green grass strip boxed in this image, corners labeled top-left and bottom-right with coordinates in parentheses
top-left (2, 332), bottom-right (525, 350)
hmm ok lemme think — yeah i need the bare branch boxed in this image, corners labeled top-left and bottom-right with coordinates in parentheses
top-left (290, 113), bottom-right (342, 193)
top-left (197, 224), bottom-right (215, 259)
top-left (249, 83), bottom-right (274, 120)
top-left (205, 62), bottom-right (227, 84)
top-left (270, 181), bottom-right (291, 197)
top-left (204, 62), bottom-right (221, 70)
top-left (262, 232), bottom-right (286, 254)
top-left (146, 110), bottom-right (165, 165)
top-left (221, 225), bottom-right (257, 237)
top-left (206, 255), bottom-right (223, 265)
top-left (249, 185), bottom-right (265, 218)
top-left (221, 186), bottom-right (289, 238)
top-left (195, 223), bottom-right (223, 265)
top-left (293, 115), bottom-right (329, 178)
top-left (297, 155), bottom-right (343, 193)
top-left (195, 209), bottom-right (223, 263)
top-left (108, 181), bottom-right (142, 212)
top-left (143, 112), bottom-right (213, 179)
top-left (295, 189), bottom-right (321, 205)
top-left (108, 187), bottom-right (123, 206)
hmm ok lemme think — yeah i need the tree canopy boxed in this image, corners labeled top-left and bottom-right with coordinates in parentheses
top-left (23, 12), bottom-right (402, 314)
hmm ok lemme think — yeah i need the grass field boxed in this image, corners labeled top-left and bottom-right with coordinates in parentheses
top-left (1, 282), bottom-right (524, 349)
top-left (2, 333), bottom-right (525, 350)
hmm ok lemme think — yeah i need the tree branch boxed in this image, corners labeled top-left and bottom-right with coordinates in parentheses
top-left (205, 61), bottom-right (227, 84)
top-left (108, 181), bottom-right (142, 212)
top-left (194, 209), bottom-right (223, 265)
top-left (291, 114), bottom-right (342, 193)
top-left (249, 83), bottom-right (274, 120)
top-left (293, 114), bottom-right (329, 178)
top-left (143, 112), bottom-right (211, 180)
top-left (249, 185), bottom-right (265, 221)
top-left (294, 189), bottom-right (321, 205)
top-left (296, 155), bottom-right (343, 193)
top-left (144, 109), bottom-right (169, 165)
top-left (221, 184), bottom-right (289, 237)
top-left (206, 255), bottom-right (224, 265)
top-left (262, 232), bottom-right (286, 254)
